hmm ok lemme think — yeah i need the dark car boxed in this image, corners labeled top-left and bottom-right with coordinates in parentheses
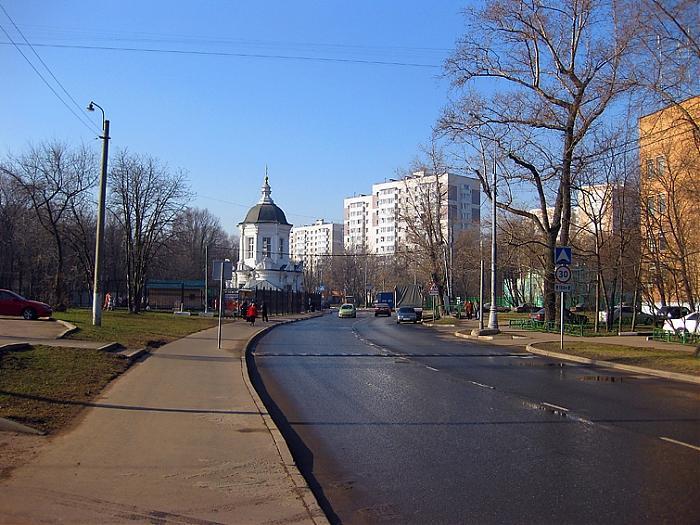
top-left (374, 302), bottom-right (392, 316)
top-left (0, 289), bottom-right (53, 320)
top-left (512, 303), bottom-right (540, 313)
top-left (655, 305), bottom-right (690, 322)
top-left (530, 308), bottom-right (588, 325)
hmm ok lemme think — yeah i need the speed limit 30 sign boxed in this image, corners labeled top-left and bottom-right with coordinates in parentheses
top-left (555, 265), bottom-right (572, 284)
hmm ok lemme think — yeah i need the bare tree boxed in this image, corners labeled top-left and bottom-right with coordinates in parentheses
top-left (439, 0), bottom-right (634, 320)
top-left (397, 147), bottom-right (452, 314)
top-left (1, 142), bottom-right (97, 308)
top-left (109, 150), bottom-right (191, 313)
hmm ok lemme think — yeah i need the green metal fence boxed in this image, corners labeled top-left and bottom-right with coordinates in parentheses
top-left (652, 328), bottom-right (700, 346)
top-left (508, 318), bottom-right (586, 337)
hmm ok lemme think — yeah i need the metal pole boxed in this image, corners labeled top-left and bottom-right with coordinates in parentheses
top-left (488, 145), bottom-right (499, 331)
top-left (560, 290), bottom-right (565, 351)
top-left (217, 261), bottom-right (224, 349)
top-left (479, 252), bottom-right (485, 331)
top-left (92, 119), bottom-right (110, 326)
top-left (204, 244), bottom-right (208, 313)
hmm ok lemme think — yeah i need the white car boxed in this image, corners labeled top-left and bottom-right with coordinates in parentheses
top-left (663, 311), bottom-right (700, 334)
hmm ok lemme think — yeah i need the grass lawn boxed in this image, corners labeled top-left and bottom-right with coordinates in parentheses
top-left (539, 341), bottom-right (700, 376)
top-left (54, 309), bottom-right (221, 349)
top-left (0, 345), bottom-right (129, 434)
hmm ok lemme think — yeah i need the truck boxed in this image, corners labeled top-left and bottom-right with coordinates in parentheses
top-left (374, 291), bottom-right (395, 309)
top-left (394, 285), bottom-right (424, 321)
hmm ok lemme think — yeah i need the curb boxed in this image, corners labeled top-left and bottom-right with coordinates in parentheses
top-left (97, 342), bottom-right (122, 353)
top-left (525, 343), bottom-right (700, 385)
top-left (55, 320), bottom-right (78, 339)
top-left (239, 315), bottom-right (329, 525)
top-left (0, 342), bottom-right (30, 352)
top-left (0, 417), bottom-right (45, 435)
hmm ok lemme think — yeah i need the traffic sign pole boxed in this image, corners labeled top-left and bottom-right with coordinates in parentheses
top-left (560, 290), bottom-right (565, 351)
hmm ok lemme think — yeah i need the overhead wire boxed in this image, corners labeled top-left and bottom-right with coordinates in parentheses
top-left (0, 6), bottom-right (100, 135)
top-left (0, 41), bottom-right (442, 69)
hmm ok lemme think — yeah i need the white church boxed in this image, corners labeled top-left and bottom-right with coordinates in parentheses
top-left (232, 177), bottom-right (304, 291)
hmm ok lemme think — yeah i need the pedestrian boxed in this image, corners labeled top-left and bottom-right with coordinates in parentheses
top-left (465, 301), bottom-right (473, 320)
top-left (240, 301), bottom-right (248, 321)
top-left (247, 302), bottom-right (258, 326)
top-left (103, 291), bottom-right (112, 311)
top-left (261, 302), bottom-right (269, 322)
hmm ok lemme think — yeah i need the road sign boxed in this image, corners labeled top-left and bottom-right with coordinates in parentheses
top-left (555, 265), bottom-right (572, 284)
top-left (555, 283), bottom-right (573, 293)
top-left (212, 260), bottom-right (233, 280)
top-left (555, 246), bottom-right (572, 266)
top-left (429, 283), bottom-right (439, 296)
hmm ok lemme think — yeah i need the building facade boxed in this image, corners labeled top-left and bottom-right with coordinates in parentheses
top-left (639, 95), bottom-right (700, 309)
top-left (290, 219), bottom-right (344, 263)
top-left (233, 177), bottom-right (303, 291)
top-left (343, 171), bottom-right (481, 254)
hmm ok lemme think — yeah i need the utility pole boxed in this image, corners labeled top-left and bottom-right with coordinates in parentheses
top-left (204, 244), bottom-right (209, 313)
top-left (488, 139), bottom-right (500, 332)
top-left (90, 104), bottom-right (109, 326)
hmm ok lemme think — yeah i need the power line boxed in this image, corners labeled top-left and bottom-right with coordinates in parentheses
top-left (0, 4), bottom-right (99, 134)
top-left (0, 28), bottom-right (99, 135)
top-left (0, 41), bottom-right (441, 69)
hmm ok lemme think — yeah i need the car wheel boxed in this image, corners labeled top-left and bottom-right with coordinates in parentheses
top-left (374, 313), bottom-right (378, 317)
top-left (22, 308), bottom-right (37, 320)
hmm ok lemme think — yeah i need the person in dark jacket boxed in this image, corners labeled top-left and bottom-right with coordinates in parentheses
top-left (261, 302), bottom-right (269, 322)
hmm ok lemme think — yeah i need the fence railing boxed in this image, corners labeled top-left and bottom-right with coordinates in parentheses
top-left (508, 318), bottom-right (585, 337)
top-left (652, 328), bottom-right (700, 346)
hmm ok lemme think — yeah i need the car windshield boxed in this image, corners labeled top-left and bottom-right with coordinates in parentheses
top-left (340, 305), bottom-right (353, 310)
top-left (398, 307), bottom-right (414, 313)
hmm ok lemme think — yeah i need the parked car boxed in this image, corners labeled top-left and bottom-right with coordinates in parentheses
top-left (512, 303), bottom-right (540, 313)
top-left (600, 305), bottom-right (655, 325)
top-left (530, 308), bottom-right (588, 325)
top-left (396, 306), bottom-right (418, 324)
top-left (663, 311), bottom-right (700, 334)
top-left (0, 289), bottom-right (53, 320)
top-left (374, 302), bottom-right (392, 317)
top-left (655, 305), bottom-right (690, 323)
top-left (338, 303), bottom-right (357, 319)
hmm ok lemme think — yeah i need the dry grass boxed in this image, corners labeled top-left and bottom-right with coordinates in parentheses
top-left (539, 341), bottom-right (700, 376)
top-left (0, 345), bottom-right (129, 434)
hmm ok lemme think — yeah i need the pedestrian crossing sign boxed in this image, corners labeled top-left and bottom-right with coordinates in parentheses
top-left (555, 246), bottom-right (572, 266)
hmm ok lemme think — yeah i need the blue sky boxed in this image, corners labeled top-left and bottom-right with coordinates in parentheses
top-left (1, 1), bottom-right (469, 233)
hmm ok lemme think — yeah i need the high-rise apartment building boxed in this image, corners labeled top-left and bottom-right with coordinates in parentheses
top-left (290, 219), bottom-right (344, 263)
top-left (343, 171), bottom-right (481, 254)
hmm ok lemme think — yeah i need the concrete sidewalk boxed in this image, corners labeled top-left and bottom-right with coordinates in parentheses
top-left (0, 313), bottom-right (329, 525)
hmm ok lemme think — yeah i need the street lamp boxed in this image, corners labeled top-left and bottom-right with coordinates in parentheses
top-left (471, 114), bottom-right (500, 335)
top-left (87, 101), bottom-right (110, 326)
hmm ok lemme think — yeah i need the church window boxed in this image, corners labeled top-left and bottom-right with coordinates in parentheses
top-left (246, 237), bottom-right (254, 259)
top-left (262, 237), bottom-right (271, 257)
top-left (279, 238), bottom-right (284, 257)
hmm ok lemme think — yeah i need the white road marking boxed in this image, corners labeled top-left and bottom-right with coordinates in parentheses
top-left (426, 366), bottom-right (439, 372)
top-left (660, 437), bottom-right (700, 452)
top-left (469, 381), bottom-right (495, 389)
top-left (542, 402), bottom-right (569, 412)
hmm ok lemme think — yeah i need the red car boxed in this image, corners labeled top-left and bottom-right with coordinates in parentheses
top-left (374, 302), bottom-right (392, 317)
top-left (0, 289), bottom-right (53, 320)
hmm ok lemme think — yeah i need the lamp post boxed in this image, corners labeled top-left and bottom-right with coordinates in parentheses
top-left (87, 101), bottom-right (110, 326)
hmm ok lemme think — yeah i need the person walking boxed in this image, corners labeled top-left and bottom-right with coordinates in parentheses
top-left (240, 301), bottom-right (248, 321)
top-left (465, 301), bottom-right (473, 320)
top-left (261, 302), bottom-right (269, 322)
top-left (103, 292), bottom-right (112, 311)
top-left (247, 302), bottom-right (258, 326)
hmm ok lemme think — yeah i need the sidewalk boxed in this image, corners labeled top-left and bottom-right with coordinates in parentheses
top-left (0, 313), bottom-right (328, 525)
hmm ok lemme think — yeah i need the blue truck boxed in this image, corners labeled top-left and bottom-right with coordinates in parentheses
top-left (374, 291), bottom-right (395, 309)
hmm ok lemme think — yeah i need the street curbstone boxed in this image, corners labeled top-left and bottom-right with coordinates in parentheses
top-left (97, 342), bottom-right (122, 353)
top-left (525, 343), bottom-right (700, 385)
top-left (55, 320), bottom-right (78, 339)
top-left (0, 416), bottom-right (45, 435)
top-left (239, 314), bottom-right (330, 525)
top-left (0, 342), bottom-right (30, 352)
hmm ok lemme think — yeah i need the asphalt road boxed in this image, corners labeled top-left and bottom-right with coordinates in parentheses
top-left (251, 310), bottom-right (700, 524)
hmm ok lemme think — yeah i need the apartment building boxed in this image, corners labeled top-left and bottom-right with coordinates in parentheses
top-left (290, 219), bottom-right (344, 263)
top-left (639, 95), bottom-right (700, 308)
top-left (343, 171), bottom-right (481, 254)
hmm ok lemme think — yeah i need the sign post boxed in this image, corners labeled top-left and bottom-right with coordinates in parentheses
top-left (555, 246), bottom-right (573, 351)
top-left (213, 260), bottom-right (233, 349)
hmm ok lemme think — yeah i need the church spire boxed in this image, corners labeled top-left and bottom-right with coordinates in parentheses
top-left (259, 169), bottom-right (274, 204)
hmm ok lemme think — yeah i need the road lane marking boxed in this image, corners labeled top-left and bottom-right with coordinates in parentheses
top-left (425, 366), bottom-right (439, 372)
top-left (542, 402), bottom-right (569, 412)
top-left (660, 437), bottom-right (700, 452)
top-left (469, 381), bottom-right (494, 389)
